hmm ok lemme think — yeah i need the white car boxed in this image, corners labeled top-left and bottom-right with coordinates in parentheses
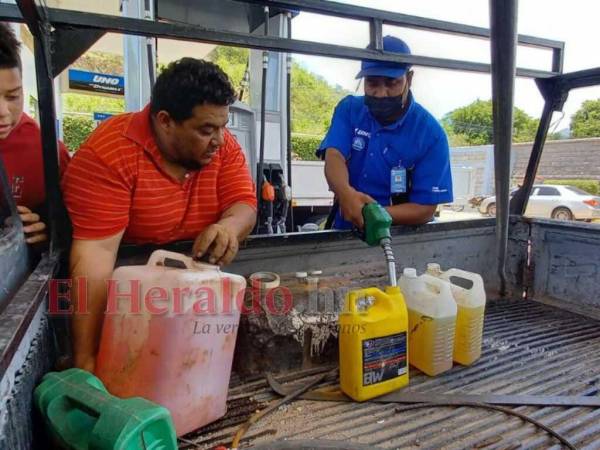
top-left (479, 184), bottom-right (600, 221)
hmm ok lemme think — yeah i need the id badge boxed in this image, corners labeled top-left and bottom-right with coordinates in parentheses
top-left (390, 166), bottom-right (407, 194)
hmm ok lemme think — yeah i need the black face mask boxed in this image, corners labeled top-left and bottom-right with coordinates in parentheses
top-left (364, 93), bottom-right (408, 126)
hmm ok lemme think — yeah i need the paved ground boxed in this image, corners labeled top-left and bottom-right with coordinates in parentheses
top-left (437, 206), bottom-right (600, 224)
top-left (437, 209), bottom-right (485, 222)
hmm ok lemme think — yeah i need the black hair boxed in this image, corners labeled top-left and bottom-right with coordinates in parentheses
top-left (150, 57), bottom-right (236, 122)
top-left (0, 22), bottom-right (22, 71)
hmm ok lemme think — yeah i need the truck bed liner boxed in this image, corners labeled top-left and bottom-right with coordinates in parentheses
top-left (180, 299), bottom-right (600, 449)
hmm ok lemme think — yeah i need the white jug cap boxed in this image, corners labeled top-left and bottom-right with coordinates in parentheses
top-left (249, 272), bottom-right (280, 289)
top-left (306, 276), bottom-right (319, 285)
top-left (427, 263), bottom-right (441, 271)
top-left (295, 271), bottom-right (308, 278)
top-left (403, 268), bottom-right (417, 278)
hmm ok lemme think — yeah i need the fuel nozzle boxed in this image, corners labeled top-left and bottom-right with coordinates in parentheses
top-left (361, 203), bottom-right (397, 286)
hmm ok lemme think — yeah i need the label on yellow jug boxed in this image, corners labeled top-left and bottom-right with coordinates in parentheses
top-left (362, 333), bottom-right (407, 386)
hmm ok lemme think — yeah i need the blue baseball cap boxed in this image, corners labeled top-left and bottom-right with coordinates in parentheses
top-left (355, 35), bottom-right (412, 79)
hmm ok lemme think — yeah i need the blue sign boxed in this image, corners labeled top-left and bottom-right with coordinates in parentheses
top-left (68, 69), bottom-right (124, 96)
top-left (93, 112), bottom-right (114, 121)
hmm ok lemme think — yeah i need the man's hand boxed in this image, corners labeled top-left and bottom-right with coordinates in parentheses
top-left (338, 188), bottom-right (375, 229)
top-left (193, 223), bottom-right (240, 266)
top-left (17, 205), bottom-right (48, 244)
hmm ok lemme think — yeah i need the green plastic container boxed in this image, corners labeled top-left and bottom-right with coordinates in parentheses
top-left (34, 368), bottom-right (177, 450)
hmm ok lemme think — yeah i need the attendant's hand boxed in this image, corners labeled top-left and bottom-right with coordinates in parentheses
top-left (193, 223), bottom-right (239, 266)
top-left (338, 188), bottom-right (375, 229)
top-left (17, 205), bottom-right (48, 244)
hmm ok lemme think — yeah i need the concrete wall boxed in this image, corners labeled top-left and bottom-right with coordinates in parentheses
top-left (512, 138), bottom-right (600, 183)
top-left (450, 138), bottom-right (600, 196)
top-left (450, 145), bottom-right (496, 196)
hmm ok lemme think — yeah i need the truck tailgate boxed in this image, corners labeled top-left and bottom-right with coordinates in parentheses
top-left (180, 299), bottom-right (600, 449)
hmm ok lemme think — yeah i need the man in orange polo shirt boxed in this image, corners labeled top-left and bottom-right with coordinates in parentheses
top-left (62, 58), bottom-right (257, 371)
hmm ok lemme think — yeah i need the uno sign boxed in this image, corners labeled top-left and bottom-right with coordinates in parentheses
top-left (93, 75), bottom-right (120, 85)
top-left (68, 69), bottom-right (125, 96)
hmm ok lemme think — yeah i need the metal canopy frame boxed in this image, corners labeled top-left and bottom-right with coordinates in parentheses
top-left (12, 0), bottom-right (72, 253)
top-left (1, 0), bottom-right (567, 290)
top-left (239, 0), bottom-right (564, 60)
top-left (489, 0), bottom-right (517, 296)
top-left (51, 26), bottom-right (106, 77)
top-left (0, 2), bottom-right (561, 78)
top-left (511, 67), bottom-right (600, 216)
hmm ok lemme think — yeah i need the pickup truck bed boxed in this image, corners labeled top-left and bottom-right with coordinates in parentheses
top-left (179, 298), bottom-right (600, 450)
top-left (3, 218), bottom-right (600, 450)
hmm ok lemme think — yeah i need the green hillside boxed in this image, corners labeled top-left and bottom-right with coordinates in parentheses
top-left (63, 47), bottom-right (348, 157)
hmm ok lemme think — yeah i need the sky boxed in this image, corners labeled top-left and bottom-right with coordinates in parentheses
top-left (291, 0), bottom-right (600, 131)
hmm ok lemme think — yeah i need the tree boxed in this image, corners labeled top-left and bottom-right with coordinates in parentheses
top-left (447, 133), bottom-right (471, 147)
top-left (63, 93), bottom-right (124, 115)
top-left (291, 61), bottom-right (349, 135)
top-left (442, 99), bottom-right (539, 146)
top-left (63, 116), bottom-right (95, 152)
top-left (206, 46), bottom-right (249, 96)
top-left (547, 131), bottom-right (563, 141)
top-left (206, 47), bottom-right (349, 137)
top-left (570, 99), bottom-right (600, 138)
top-left (72, 50), bottom-right (124, 76)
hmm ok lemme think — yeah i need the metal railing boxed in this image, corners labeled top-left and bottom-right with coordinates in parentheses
top-left (0, 2), bottom-right (562, 79)
top-left (0, 0), bottom-right (567, 287)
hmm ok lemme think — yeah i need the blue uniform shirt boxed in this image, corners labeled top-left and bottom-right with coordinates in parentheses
top-left (317, 94), bottom-right (453, 229)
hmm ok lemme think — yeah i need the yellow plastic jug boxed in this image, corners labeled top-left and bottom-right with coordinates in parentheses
top-left (339, 286), bottom-right (409, 401)
top-left (427, 264), bottom-right (486, 365)
top-left (399, 269), bottom-right (457, 376)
